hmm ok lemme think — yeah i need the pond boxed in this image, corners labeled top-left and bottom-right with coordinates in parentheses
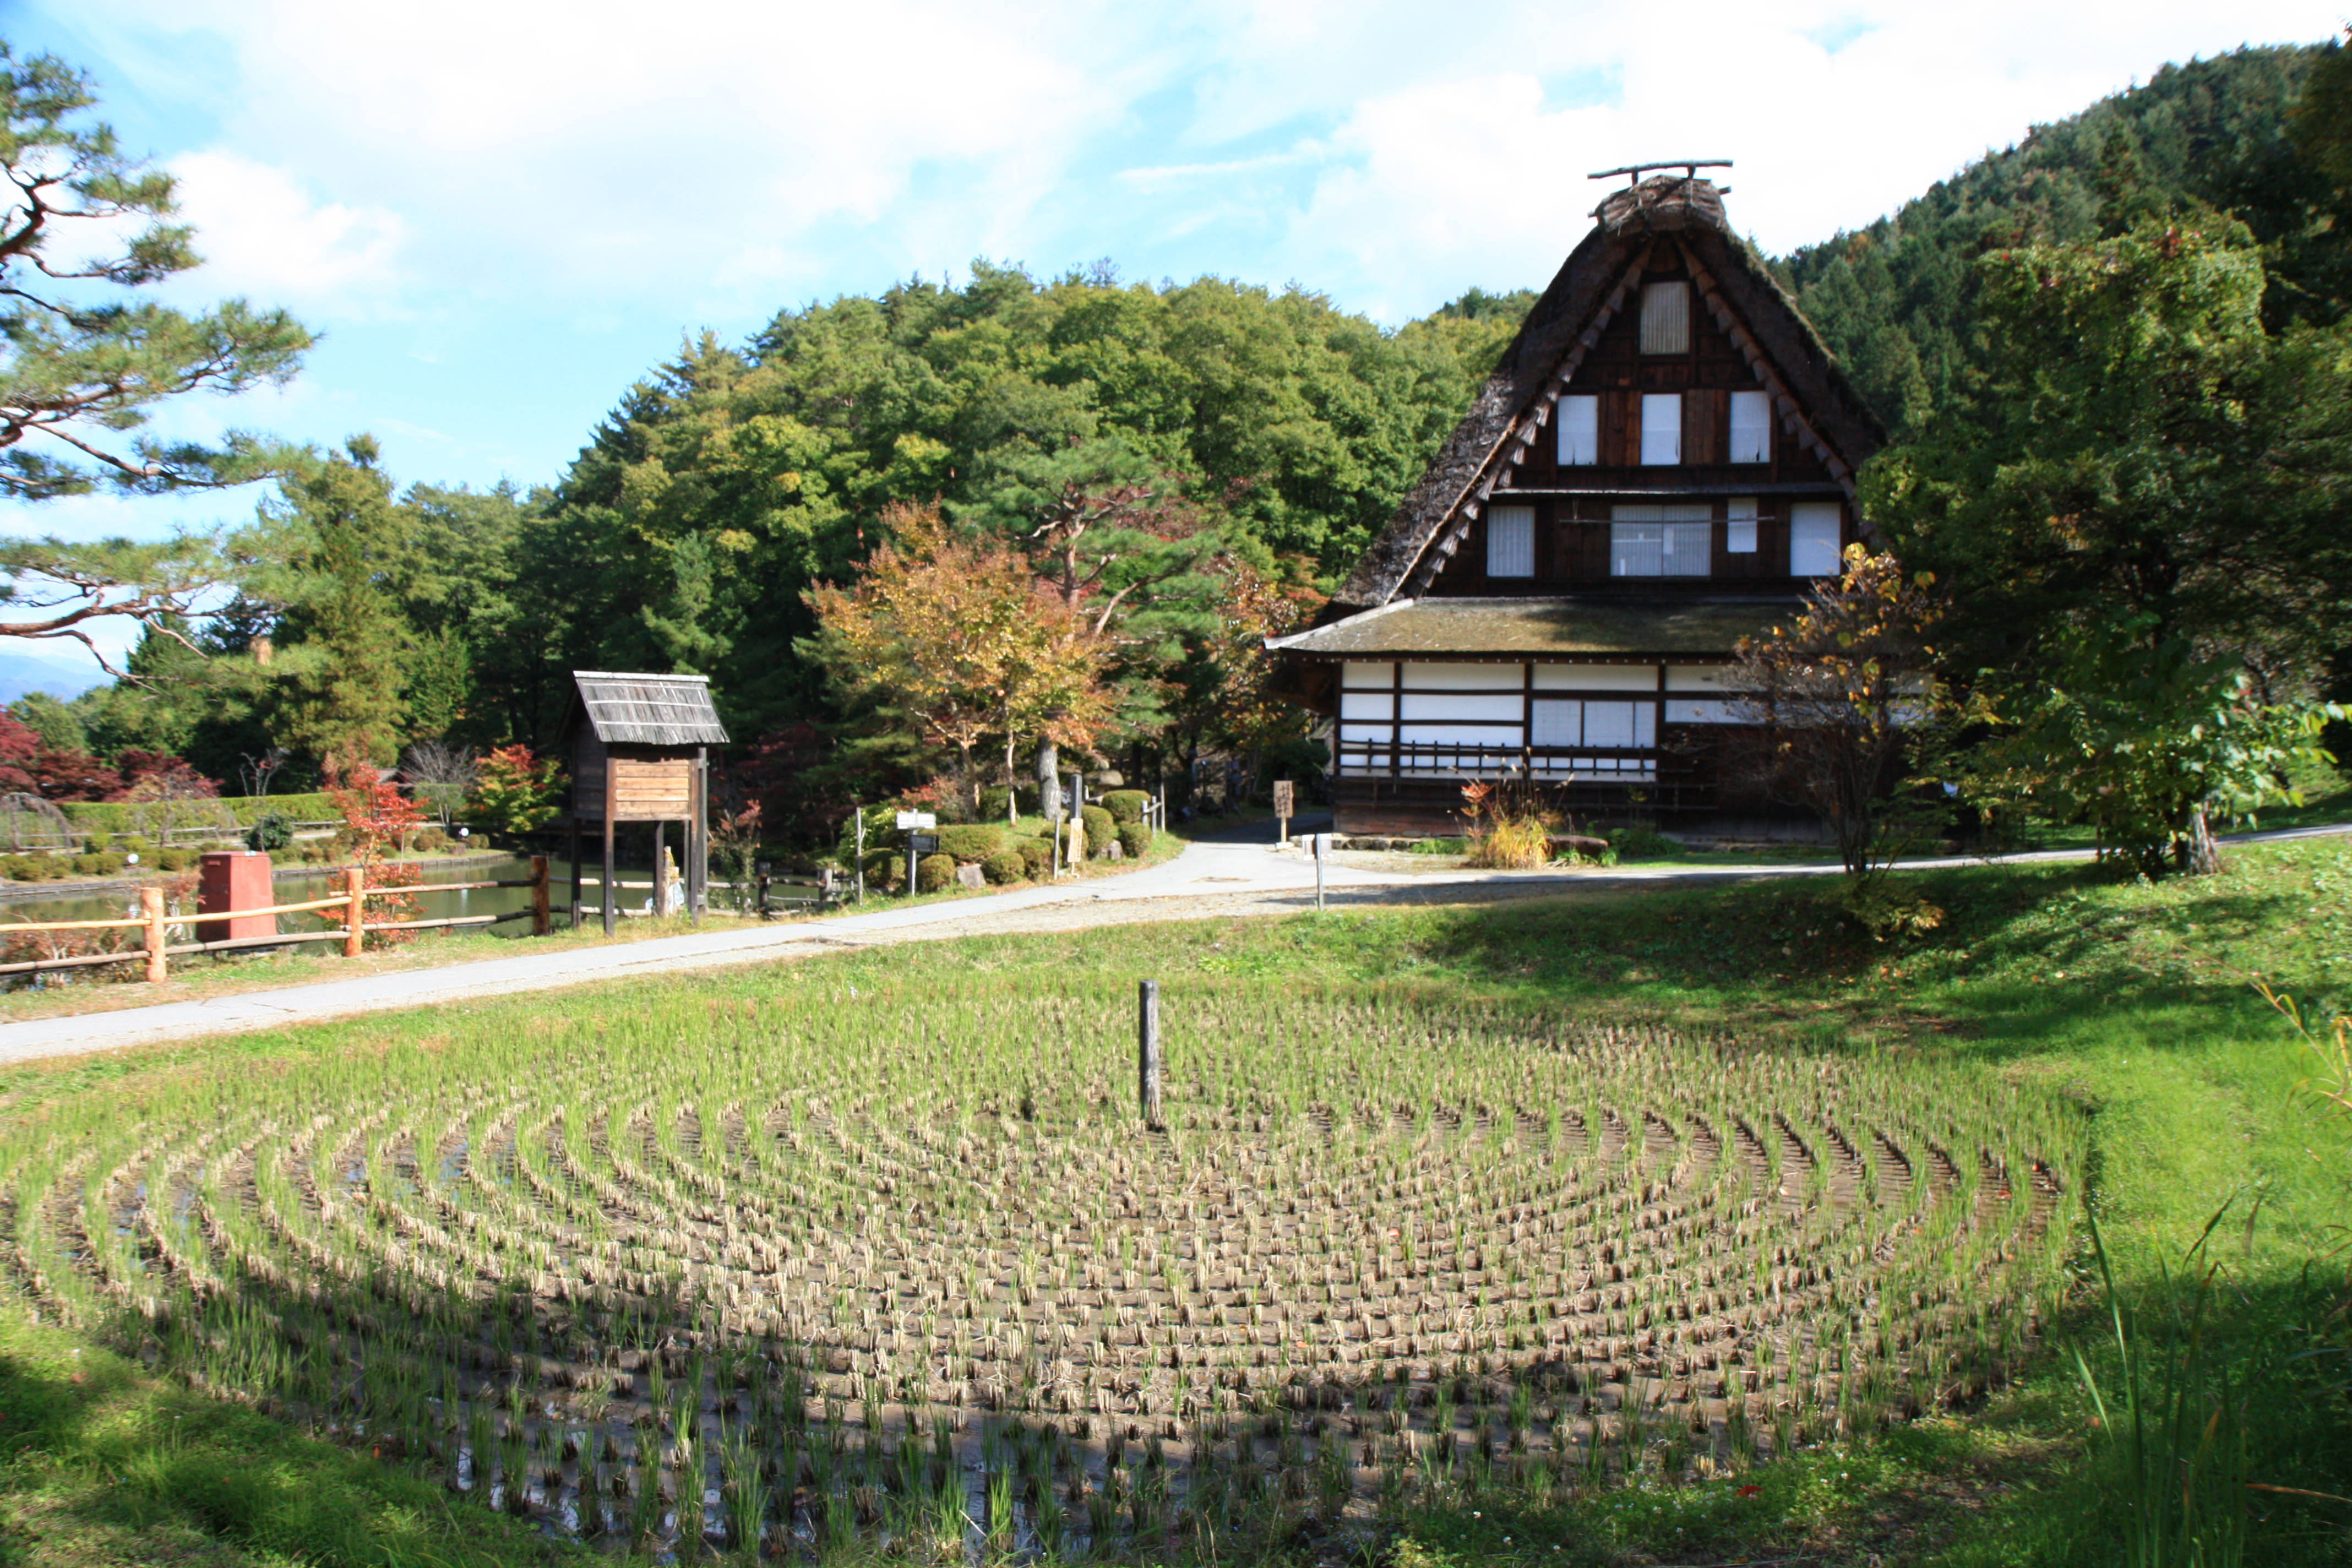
top-left (0, 854), bottom-right (755, 938)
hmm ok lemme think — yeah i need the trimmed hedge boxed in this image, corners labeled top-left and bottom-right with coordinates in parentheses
top-left (981, 850), bottom-right (1027, 885)
top-left (1118, 823), bottom-right (1152, 859)
top-left (1015, 837), bottom-right (1052, 879)
top-left (933, 824), bottom-right (1006, 861)
top-left (57, 792), bottom-right (340, 836)
top-left (1101, 789), bottom-right (1150, 824)
top-left (861, 851), bottom-right (903, 891)
top-left (917, 853), bottom-right (956, 893)
top-left (1080, 805), bottom-right (1115, 857)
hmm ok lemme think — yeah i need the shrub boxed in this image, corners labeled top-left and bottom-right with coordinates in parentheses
top-left (981, 849), bottom-right (1027, 885)
top-left (118, 835), bottom-right (153, 858)
top-left (1607, 825), bottom-right (1680, 861)
top-left (247, 813), bottom-right (295, 852)
top-left (1080, 805), bottom-right (1115, 857)
top-left (0, 855), bottom-right (28, 880)
top-left (917, 852), bottom-right (955, 892)
top-left (861, 850), bottom-right (902, 891)
top-left (413, 827), bottom-right (453, 853)
top-left (1015, 837), bottom-right (1052, 878)
top-left (836, 805), bottom-right (906, 862)
top-left (1101, 789), bottom-right (1150, 825)
top-left (1118, 823), bottom-right (1152, 859)
top-left (977, 785), bottom-right (1038, 822)
top-left (156, 847), bottom-right (193, 872)
top-left (70, 853), bottom-right (125, 877)
top-left (933, 824), bottom-right (1006, 861)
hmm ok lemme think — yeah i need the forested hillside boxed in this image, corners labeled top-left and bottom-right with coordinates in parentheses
top-left (1780, 44), bottom-right (2342, 437)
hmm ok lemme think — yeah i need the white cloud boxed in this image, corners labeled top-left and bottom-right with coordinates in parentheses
top-left (164, 151), bottom-right (407, 309)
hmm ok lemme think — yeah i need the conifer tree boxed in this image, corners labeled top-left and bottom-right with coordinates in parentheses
top-left (274, 439), bottom-right (411, 768)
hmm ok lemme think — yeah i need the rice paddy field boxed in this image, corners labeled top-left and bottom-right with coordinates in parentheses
top-left (0, 979), bottom-right (2083, 1562)
top-left (0, 832), bottom-right (2346, 1568)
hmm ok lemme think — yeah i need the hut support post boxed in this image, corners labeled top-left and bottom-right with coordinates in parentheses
top-left (652, 820), bottom-right (665, 916)
top-left (692, 747), bottom-right (707, 924)
top-left (568, 818), bottom-right (581, 929)
top-left (601, 788), bottom-right (616, 937)
top-left (530, 854), bottom-right (551, 937)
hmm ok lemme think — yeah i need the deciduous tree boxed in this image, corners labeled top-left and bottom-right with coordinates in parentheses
top-left (1730, 547), bottom-right (1951, 880)
top-left (805, 503), bottom-right (1113, 818)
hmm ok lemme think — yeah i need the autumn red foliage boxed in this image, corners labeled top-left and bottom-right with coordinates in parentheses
top-left (323, 754), bottom-right (424, 943)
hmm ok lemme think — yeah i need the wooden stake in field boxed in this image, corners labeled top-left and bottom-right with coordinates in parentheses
top-left (1138, 979), bottom-right (1163, 1129)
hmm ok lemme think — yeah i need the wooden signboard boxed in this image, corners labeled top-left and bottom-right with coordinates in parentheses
top-left (573, 745), bottom-right (694, 821)
top-left (1273, 779), bottom-right (1294, 842)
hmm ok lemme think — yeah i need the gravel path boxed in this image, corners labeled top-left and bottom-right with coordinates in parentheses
top-left (1, 817), bottom-right (2341, 1066)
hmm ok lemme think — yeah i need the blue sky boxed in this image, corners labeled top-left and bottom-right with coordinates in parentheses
top-left (8, 0), bottom-right (2344, 561)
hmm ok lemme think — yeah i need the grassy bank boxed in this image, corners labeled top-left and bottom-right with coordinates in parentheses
top-left (0, 838), bottom-right (2344, 1565)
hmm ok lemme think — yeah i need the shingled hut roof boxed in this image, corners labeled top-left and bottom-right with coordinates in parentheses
top-left (566, 671), bottom-right (731, 747)
top-left (1333, 175), bottom-right (1884, 610)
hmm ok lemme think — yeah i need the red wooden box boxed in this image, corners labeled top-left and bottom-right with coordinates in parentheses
top-left (197, 851), bottom-right (277, 944)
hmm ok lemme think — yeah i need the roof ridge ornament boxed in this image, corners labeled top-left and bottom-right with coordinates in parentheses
top-left (1587, 159), bottom-right (1732, 187)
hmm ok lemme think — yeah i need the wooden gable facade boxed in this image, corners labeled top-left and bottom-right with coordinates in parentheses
top-left (1271, 171), bottom-right (1883, 834)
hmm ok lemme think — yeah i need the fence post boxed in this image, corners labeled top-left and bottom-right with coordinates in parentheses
top-left (141, 886), bottom-right (166, 984)
top-left (530, 854), bottom-right (551, 937)
top-left (343, 867), bottom-right (365, 957)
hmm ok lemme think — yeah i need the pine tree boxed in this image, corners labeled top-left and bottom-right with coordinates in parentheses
top-left (275, 439), bottom-right (411, 768)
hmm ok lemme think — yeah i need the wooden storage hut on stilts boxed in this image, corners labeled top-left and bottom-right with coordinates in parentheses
top-left (560, 671), bottom-right (730, 933)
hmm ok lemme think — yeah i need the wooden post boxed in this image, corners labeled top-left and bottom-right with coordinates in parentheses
top-left (691, 747), bottom-right (707, 924)
top-left (530, 854), bottom-right (551, 937)
top-left (568, 816), bottom-right (582, 930)
top-left (652, 820), bottom-right (666, 916)
top-left (140, 886), bottom-right (166, 984)
top-left (601, 775), bottom-right (617, 937)
top-left (343, 867), bottom-right (365, 957)
top-left (1137, 979), bottom-right (1162, 1129)
top-left (853, 804), bottom-right (865, 904)
top-left (1314, 832), bottom-right (1326, 912)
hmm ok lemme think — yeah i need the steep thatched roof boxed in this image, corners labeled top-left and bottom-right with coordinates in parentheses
top-left (567, 672), bottom-right (730, 747)
top-left (1334, 175), bottom-right (1884, 609)
top-left (1267, 596), bottom-right (1794, 661)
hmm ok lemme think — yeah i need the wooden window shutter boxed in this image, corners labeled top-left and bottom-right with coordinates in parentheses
top-left (1600, 390), bottom-right (1635, 467)
top-left (1683, 389), bottom-right (1724, 466)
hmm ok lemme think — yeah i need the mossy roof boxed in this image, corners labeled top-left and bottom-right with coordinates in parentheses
top-left (1266, 596), bottom-right (1796, 661)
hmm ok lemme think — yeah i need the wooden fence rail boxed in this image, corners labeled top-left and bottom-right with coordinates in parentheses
top-left (0, 856), bottom-right (556, 984)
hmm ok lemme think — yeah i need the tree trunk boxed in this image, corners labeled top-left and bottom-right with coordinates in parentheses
top-left (1037, 740), bottom-right (1061, 824)
top-left (2181, 805), bottom-right (2221, 875)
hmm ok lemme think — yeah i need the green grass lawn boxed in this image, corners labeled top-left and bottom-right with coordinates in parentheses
top-left (0, 835), bottom-right (2344, 1566)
